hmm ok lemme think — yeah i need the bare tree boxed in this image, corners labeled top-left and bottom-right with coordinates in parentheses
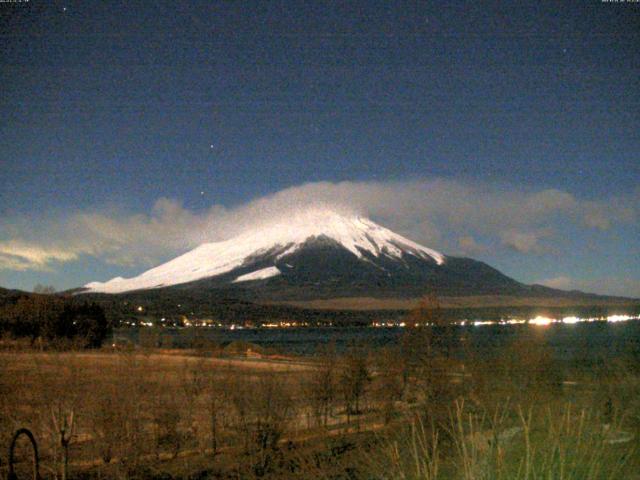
top-left (400, 293), bottom-right (460, 411)
top-left (90, 381), bottom-right (124, 464)
top-left (339, 346), bottom-right (371, 430)
top-left (307, 344), bottom-right (337, 428)
top-left (226, 370), bottom-right (294, 476)
top-left (376, 346), bottom-right (405, 424)
top-left (205, 366), bottom-right (229, 456)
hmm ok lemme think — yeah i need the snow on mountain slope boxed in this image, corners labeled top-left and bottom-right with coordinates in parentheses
top-left (84, 209), bottom-right (445, 294)
top-left (232, 266), bottom-right (281, 283)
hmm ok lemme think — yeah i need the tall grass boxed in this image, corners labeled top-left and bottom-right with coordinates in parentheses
top-left (368, 416), bottom-right (440, 480)
top-left (365, 399), bottom-right (635, 480)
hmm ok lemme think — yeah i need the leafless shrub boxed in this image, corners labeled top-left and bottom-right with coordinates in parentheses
top-left (31, 354), bottom-right (84, 480)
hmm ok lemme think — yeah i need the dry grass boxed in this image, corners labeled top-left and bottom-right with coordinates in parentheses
top-left (0, 347), bottom-right (387, 478)
top-left (0, 332), bottom-right (638, 479)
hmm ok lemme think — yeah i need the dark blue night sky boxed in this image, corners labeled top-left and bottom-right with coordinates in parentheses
top-left (1, 1), bottom-right (639, 295)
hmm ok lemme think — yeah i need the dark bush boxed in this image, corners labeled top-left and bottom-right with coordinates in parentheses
top-left (0, 294), bottom-right (110, 348)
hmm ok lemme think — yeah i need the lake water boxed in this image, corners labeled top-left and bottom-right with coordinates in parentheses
top-left (117, 320), bottom-right (640, 361)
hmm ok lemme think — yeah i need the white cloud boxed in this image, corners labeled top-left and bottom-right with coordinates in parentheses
top-left (0, 180), bottom-right (637, 273)
top-left (0, 241), bottom-right (78, 271)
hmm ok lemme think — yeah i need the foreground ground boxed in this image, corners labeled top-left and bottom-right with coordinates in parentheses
top-left (0, 331), bottom-right (639, 479)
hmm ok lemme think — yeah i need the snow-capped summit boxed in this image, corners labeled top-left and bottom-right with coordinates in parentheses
top-left (84, 209), bottom-right (445, 294)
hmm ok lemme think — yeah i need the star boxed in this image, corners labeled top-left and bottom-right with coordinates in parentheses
top-left (62, 7), bottom-right (67, 12)
top-left (200, 191), bottom-right (205, 195)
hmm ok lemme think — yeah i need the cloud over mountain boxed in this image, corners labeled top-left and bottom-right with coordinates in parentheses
top-left (0, 180), bottom-right (637, 280)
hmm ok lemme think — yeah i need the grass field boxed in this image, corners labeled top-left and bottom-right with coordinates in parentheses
top-left (0, 330), bottom-right (638, 479)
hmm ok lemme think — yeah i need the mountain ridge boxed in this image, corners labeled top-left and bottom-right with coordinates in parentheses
top-left (77, 210), bottom-right (636, 306)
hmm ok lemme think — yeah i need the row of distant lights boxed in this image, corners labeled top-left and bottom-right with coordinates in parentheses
top-left (372, 314), bottom-right (640, 328)
top-left (140, 317), bottom-right (638, 329)
top-left (471, 314), bottom-right (640, 327)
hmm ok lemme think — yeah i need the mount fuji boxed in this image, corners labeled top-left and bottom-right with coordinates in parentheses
top-left (82, 209), bottom-right (534, 300)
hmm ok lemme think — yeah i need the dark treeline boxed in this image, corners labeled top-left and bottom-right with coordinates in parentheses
top-left (0, 293), bottom-right (111, 348)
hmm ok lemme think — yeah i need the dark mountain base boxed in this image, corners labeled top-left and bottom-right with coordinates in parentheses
top-left (77, 288), bottom-right (639, 327)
